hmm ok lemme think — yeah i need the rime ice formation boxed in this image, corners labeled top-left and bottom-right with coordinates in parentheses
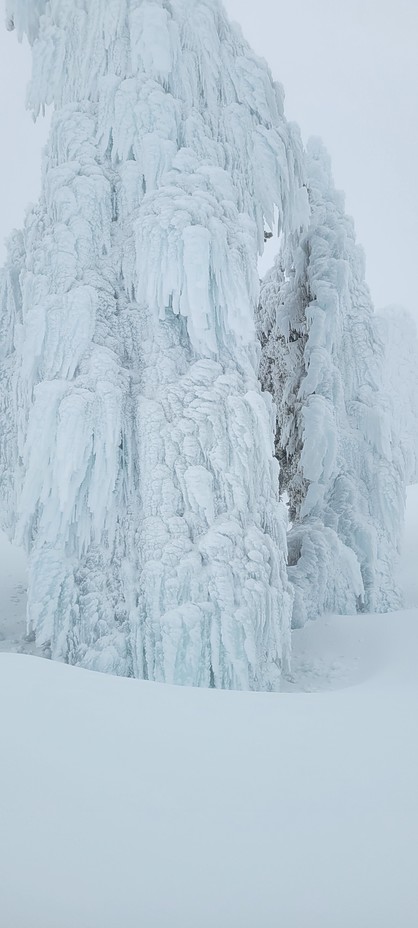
top-left (377, 307), bottom-right (418, 487)
top-left (0, 0), bottom-right (307, 688)
top-left (258, 138), bottom-right (405, 626)
top-left (0, 230), bottom-right (25, 540)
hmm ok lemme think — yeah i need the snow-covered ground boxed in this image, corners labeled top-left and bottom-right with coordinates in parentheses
top-left (1, 488), bottom-right (418, 927)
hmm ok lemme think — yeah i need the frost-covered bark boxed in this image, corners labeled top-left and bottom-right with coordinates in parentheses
top-left (377, 306), bottom-right (418, 487)
top-left (0, 0), bottom-right (306, 688)
top-left (258, 138), bottom-right (405, 626)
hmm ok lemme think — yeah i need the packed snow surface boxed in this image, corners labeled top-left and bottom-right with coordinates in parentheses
top-left (1, 487), bottom-right (418, 927)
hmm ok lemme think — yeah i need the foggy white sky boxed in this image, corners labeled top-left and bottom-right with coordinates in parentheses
top-left (0, 0), bottom-right (416, 317)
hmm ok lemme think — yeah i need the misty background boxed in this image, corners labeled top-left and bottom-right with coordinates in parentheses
top-left (0, 0), bottom-right (416, 319)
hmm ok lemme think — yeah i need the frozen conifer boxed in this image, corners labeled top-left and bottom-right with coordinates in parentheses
top-left (0, 0), bottom-right (305, 687)
top-left (258, 138), bottom-right (405, 625)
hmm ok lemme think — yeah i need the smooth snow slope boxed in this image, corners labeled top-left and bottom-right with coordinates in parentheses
top-left (1, 488), bottom-right (418, 928)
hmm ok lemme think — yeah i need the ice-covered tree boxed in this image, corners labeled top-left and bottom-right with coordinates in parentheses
top-left (377, 306), bottom-right (418, 487)
top-left (0, 231), bottom-right (25, 538)
top-left (0, 0), bottom-right (306, 688)
top-left (258, 138), bottom-right (405, 626)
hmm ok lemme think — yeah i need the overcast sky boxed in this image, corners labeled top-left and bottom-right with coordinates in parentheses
top-left (0, 0), bottom-right (417, 318)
